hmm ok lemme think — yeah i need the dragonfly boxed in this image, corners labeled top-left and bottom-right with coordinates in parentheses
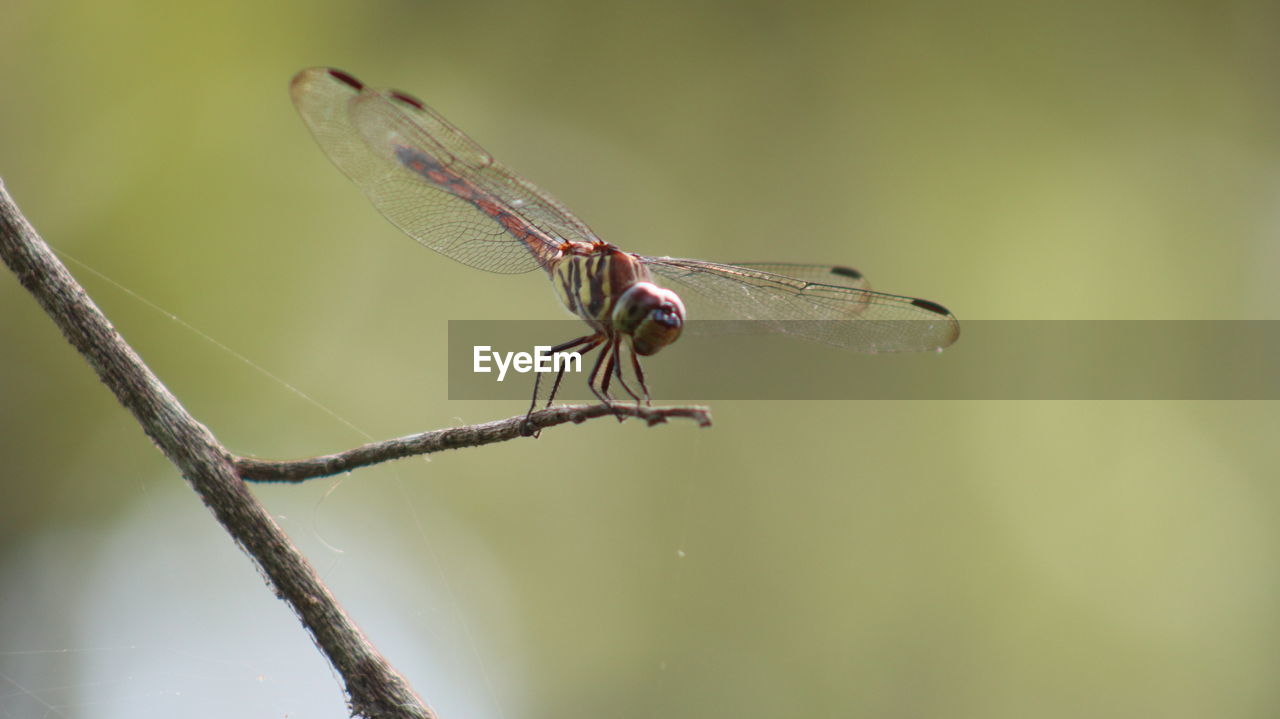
top-left (290, 67), bottom-right (959, 410)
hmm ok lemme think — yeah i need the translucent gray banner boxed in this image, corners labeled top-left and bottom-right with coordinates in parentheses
top-left (446, 320), bottom-right (1280, 400)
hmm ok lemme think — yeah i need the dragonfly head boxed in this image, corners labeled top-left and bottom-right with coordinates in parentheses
top-left (613, 282), bottom-right (685, 356)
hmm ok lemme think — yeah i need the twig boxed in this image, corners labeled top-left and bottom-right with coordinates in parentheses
top-left (0, 179), bottom-right (707, 718)
top-left (238, 403), bottom-right (711, 482)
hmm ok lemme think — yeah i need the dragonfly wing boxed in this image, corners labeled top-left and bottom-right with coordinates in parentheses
top-left (643, 257), bottom-right (959, 352)
top-left (727, 263), bottom-right (871, 291)
top-left (291, 68), bottom-right (599, 273)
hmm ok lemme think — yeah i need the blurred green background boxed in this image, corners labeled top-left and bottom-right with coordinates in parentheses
top-left (3, 1), bottom-right (1280, 717)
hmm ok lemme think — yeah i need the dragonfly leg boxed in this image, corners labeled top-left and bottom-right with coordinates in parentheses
top-left (628, 344), bottom-right (651, 406)
top-left (611, 339), bottom-right (643, 403)
top-left (594, 336), bottom-right (617, 403)
top-left (592, 337), bottom-right (630, 422)
top-left (539, 334), bottom-right (602, 408)
top-left (524, 333), bottom-right (603, 436)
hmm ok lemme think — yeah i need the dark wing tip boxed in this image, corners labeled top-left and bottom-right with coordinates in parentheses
top-left (325, 68), bottom-right (365, 90)
top-left (910, 298), bottom-right (953, 317)
top-left (389, 90), bottom-right (426, 110)
top-left (829, 265), bottom-right (863, 280)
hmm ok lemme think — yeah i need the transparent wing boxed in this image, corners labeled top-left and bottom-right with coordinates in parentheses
top-left (643, 257), bottom-right (959, 352)
top-left (290, 67), bottom-right (600, 273)
top-left (727, 263), bottom-right (871, 291)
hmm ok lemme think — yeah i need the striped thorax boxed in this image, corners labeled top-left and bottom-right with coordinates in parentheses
top-left (551, 243), bottom-right (685, 356)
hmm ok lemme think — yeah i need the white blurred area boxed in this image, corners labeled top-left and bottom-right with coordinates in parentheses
top-left (0, 476), bottom-right (524, 718)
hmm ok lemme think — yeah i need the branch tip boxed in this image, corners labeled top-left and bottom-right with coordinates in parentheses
top-left (236, 402), bottom-right (710, 483)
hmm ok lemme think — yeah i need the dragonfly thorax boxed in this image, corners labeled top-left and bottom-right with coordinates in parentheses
top-left (551, 247), bottom-right (686, 356)
top-left (613, 281), bottom-right (685, 356)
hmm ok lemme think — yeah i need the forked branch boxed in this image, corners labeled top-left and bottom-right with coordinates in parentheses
top-left (0, 180), bottom-right (708, 719)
